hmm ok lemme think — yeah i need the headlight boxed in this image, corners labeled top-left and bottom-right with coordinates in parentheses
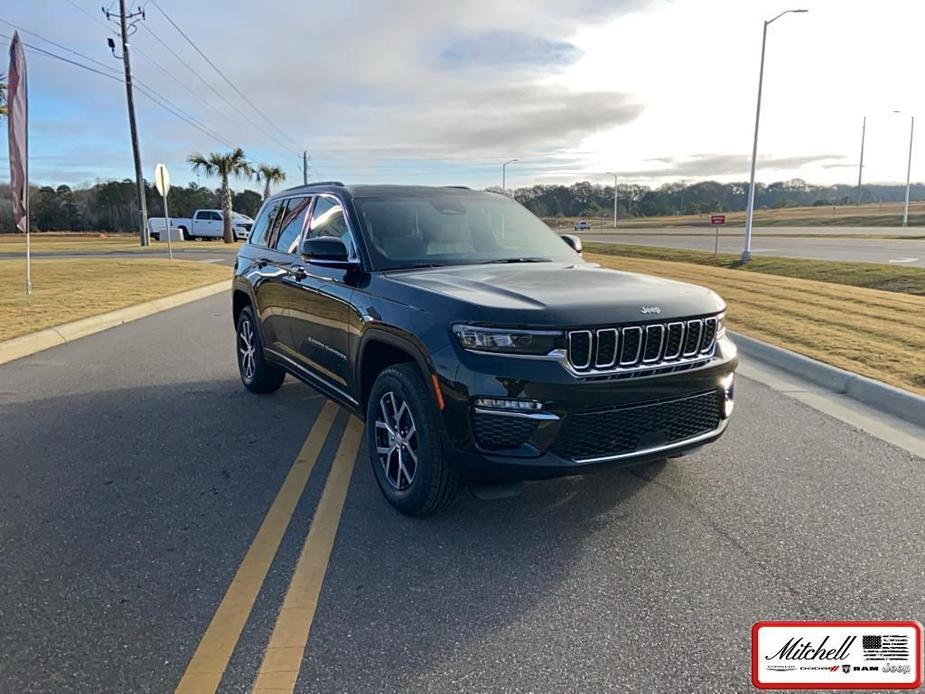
top-left (716, 313), bottom-right (726, 340)
top-left (452, 325), bottom-right (562, 355)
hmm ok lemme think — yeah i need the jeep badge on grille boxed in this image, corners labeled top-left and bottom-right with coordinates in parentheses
top-left (640, 306), bottom-right (661, 314)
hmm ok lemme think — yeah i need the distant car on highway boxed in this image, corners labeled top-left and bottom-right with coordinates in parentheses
top-left (149, 209), bottom-right (254, 241)
top-left (231, 183), bottom-right (737, 516)
top-left (573, 220), bottom-right (592, 231)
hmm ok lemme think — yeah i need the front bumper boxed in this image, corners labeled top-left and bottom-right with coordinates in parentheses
top-left (433, 336), bottom-right (738, 481)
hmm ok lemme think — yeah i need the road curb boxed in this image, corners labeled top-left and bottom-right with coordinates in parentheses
top-left (731, 331), bottom-right (925, 428)
top-left (0, 280), bottom-right (230, 366)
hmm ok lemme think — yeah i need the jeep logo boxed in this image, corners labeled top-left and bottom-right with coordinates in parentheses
top-left (640, 306), bottom-right (661, 315)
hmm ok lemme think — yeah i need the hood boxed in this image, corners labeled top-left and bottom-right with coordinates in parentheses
top-left (384, 262), bottom-right (724, 326)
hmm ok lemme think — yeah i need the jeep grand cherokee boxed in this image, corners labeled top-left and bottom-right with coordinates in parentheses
top-left (232, 183), bottom-right (737, 515)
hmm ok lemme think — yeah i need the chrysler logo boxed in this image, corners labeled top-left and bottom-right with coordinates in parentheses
top-left (640, 306), bottom-right (661, 315)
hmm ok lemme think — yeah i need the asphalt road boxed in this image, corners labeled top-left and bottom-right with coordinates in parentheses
top-left (582, 226), bottom-right (925, 266)
top-left (2, 294), bottom-right (924, 692)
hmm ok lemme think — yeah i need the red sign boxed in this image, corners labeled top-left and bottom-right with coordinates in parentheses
top-left (710, 215), bottom-right (726, 225)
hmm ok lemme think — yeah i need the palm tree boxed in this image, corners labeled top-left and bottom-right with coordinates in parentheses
top-left (0, 74), bottom-right (7, 117)
top-left (187, 147), bottom-right (253, 243)
top-left (256, 164), bottom-right (286, 201)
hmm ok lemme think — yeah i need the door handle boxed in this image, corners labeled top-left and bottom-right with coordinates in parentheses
top-left (289, 265), bottom-right (308, 280)
top-left (255, 258), bottom-right (268, 269)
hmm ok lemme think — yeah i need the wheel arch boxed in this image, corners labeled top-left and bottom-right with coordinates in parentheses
top-left (357, 329), bottom-right (434, 413)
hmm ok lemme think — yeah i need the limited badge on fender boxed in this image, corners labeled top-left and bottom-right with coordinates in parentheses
top-left (752, 621), bottom-right (923, 689)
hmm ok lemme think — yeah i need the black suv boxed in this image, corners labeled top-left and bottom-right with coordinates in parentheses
top-left (232, 183), bottom-right (737, 515)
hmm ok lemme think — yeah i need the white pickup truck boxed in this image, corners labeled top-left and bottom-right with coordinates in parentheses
top-left (148, 209), bottom-right (254, 241)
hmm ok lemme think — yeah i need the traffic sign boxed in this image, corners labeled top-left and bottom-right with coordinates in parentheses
top-left (154, 162), bottom-right (171, 197)
top-left (711, 214), bottom-right (726, 225)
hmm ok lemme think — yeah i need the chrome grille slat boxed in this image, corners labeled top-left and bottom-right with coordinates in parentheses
top-left (568, 330), bottom-right (593, 370)
top-left (595, 328), bottom-right (618, 368)
top-left (619, 327), bottom-right (643, 366)
top-left (566, 315), bottom-right (720, 377)
top-left (642, 324), bottom-right (665, 363)
top-left (683, 319), bottom-right (703, 357)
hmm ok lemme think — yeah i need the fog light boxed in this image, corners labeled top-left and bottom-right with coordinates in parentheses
top-left (474, 398), bottom-right (543, 411)
top-left (722, 373), bottom-right (735, 417)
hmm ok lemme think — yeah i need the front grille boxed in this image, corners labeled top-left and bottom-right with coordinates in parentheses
top-left (550, 390), bottom-right (722, 462)
top-left (567, 316), bottom-right (718, 375)
top-left (473, 412), bottom-right (538, 450)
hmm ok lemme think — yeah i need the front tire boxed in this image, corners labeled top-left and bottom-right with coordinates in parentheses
top-left (366, 364), bottom-right (460, 516)
top-left (235, 306), bottom-right (285, 394)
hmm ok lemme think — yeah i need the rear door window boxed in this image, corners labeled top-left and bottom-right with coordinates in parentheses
top-left (248, 199), bottom-right (285, 248)
top-left (273, 196), bottom-right (312, 254)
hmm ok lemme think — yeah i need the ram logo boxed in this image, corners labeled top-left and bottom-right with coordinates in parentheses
top-left (640, 306), bottom-right (662, 315)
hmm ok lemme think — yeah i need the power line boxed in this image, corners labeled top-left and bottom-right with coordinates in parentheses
top-left (148, 0), bottom-right (301, 151)
top-left (62, 0), bottom-right (118, 34)
top-left (137, 22), bottom-right (297, 159)
top-left (58, 1), bottom-right (238, 148)
top-left (0, 30), bottom-right (234, 149)
top-left (0, 17), bottom-right (122, 76)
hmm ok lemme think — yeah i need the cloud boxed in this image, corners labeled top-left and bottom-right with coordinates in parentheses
top-left (440, 31), bottom-right (582, 68)
top-left (617, 153), bottom-right (848, 179)
top-left (4, 0), bottom-right (650, 183)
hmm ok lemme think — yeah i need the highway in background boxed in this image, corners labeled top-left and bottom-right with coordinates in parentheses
top-left (2, 294), bottom-right (924, 692)
top-left (583, 225), bottom-right (925, 266)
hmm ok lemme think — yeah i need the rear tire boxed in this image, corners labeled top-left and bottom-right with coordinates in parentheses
top-left (235, 306), bottom-right (285, 394)
top-left (366, 364), bottom-right (460, 516)
top-left (179, 226), bottom-right (190, 241)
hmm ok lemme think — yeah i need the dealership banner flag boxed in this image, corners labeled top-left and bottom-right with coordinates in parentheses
top-left (8, 31), bottom-right (31, 294)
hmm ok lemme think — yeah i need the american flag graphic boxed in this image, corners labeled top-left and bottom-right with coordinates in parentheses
top-left (862, 634), bottom-right (910, 661)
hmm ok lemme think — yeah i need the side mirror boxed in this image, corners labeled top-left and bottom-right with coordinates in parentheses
top-left (560, 233), bottom-right (583, 255)
top-left (300, 236), bottom-right (351, 264)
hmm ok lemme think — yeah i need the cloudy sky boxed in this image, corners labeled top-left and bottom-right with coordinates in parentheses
top-left (2, 0), bottom-right (923, 190)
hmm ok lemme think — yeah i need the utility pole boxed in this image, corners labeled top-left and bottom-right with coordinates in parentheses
top-left (302, 151), bottom-right (309, 185)
top-left (606, 172), bottom-right (618, 227)
top-left (106, 1), bottom-right (149, 246)
top-left (856, 116), bottom-right (866, 205)
top-left (903, 115), bottom-right (914, 227)
top-left (502, 159), bottom-right (518, 196)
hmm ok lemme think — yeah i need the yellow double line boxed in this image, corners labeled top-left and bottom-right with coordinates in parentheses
top-left (176, 401), bottom-right (363, 693)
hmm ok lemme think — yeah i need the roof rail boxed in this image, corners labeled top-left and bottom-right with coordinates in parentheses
top-left (306, 180), bottom-right (345, 187)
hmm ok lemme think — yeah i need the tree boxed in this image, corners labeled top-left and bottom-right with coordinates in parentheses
top-left (255, 164), bottom-right (286, 201)
top-left (187, 148), bottom-right (253, 243)
top-left (0, 73), bottom-right (6, 117)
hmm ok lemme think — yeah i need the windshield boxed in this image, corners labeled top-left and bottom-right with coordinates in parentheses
top-left (354, 193), bottom-right (582, 270)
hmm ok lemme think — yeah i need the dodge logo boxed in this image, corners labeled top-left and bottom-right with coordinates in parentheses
top-left (640, 306), bottom-right (661, 315)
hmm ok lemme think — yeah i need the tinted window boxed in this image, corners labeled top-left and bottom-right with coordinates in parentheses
top-left (247, 199), bottom-right (285, 248)
top-left (309, 196), bottom-right (355, 258)
top-left (273, 197), bottom-right (311, 254)
top-left (355, 193), bottom-right (580, 270)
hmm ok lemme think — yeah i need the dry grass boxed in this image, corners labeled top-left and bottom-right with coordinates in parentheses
top-left (0, 233), bottom-right (241, 254)
top-left (545, 200), bottom-right (925, 229)
top-left (0, 258), bottom-right (230, 342)
top-left (586, 252), bottom-right (925, 395)
top-left (585, 243), bottom-right (925, 296)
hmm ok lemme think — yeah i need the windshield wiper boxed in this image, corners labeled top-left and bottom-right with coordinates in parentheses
top-left (388, 262), bottom-right (447, 271)
top-left (481, 257), bottom-right (551, 264)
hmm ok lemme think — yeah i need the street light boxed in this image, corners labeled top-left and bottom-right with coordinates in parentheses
top-left (741, 8), bottom-right (808, 262)
top-left (892, 111), bottom-right (915, 226)
top-left (502, 159), bottom-right (519, 196)
top-left (606, 172), bottom-right (618, 227)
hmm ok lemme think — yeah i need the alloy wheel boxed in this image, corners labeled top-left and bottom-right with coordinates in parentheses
top-left (375, 391), bottom-right (418, 491)
top-left (238, 318), bottom-right (256, 382)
